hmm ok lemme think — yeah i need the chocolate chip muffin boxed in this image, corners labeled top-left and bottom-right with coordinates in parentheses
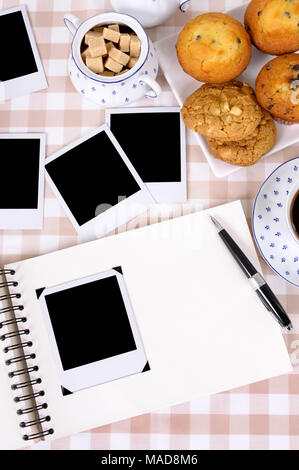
top-left (255, 54), bottom-right (299, 123)
top-left (176, 13), bottom-right (252, 83)
top-left (244, 0), bottom-right (299, 55)
top-left (181, 81), bottom-right (263, 141)
top-left (206, 110), bottom-right (277, 166)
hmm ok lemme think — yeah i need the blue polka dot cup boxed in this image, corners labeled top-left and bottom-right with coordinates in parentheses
top-left (64, 11), bottom-right (161, 107)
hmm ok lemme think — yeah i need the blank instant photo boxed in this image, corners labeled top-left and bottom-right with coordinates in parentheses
top-left (106, 107), bottom-right (187, 203)
top-left (0, 5), bottom-right (48, 101)
top-left (37, 268), bottom-right (149, 395)
top-left (0, 134), bottom-right (46, 229)
top-left (45, 125), bottom-right (155, 241)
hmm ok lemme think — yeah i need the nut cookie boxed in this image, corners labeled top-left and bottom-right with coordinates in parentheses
top-left (206, 110), bottom-right (276, 166)
top-left (181, 81), bottom-right (263, 141)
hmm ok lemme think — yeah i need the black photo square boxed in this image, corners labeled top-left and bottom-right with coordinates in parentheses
top-left (0, 138), bottom-right (41, 209)
top-left (0, 11), bottom-right (37, 82)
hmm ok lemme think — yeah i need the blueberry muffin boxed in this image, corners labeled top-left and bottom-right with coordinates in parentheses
top-left (245, 0), bottom-right (299, 55)
top-left (255, 54), bottom-right (299, 123)
top-left (181, 81), bottom-right (263, 141)
top-left (206, 110), bottom-right (277, 166)
top-left (176, 13), bottom-right (252, 83)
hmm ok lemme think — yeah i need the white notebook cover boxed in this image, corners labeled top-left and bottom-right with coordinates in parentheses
top-left (0, 201), bottom-right (292, 448)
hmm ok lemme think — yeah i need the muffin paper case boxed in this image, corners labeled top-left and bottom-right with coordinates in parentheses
top-left (64, 12), bottom-right (161, 107)
top-left (110, 0), bottom-right (191, 28)
top-left (274, 117), bottom-right (296, 126)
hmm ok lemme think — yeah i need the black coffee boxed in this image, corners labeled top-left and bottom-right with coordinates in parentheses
top-left (290, 190), bottom-right (299, 237)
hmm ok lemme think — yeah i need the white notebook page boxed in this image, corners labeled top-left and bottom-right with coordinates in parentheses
top-left (4, 201), bottom-right (292, 446)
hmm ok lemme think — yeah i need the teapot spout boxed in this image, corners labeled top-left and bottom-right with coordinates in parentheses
top-left (179, 0), bottom-right (191, 12)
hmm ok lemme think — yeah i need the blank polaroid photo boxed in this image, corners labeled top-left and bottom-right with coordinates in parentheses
top-left (106, 107), bottom-right (187, 203)
top-left (37, 267), bottom-right (149, 395)
top-left (45, 125), bottom-right (155, 241)
top-left (0, 134), bottom-right (46, 230)
top-left (0, 5), bottom-right (48, 101)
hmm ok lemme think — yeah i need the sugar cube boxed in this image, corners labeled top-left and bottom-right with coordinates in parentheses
top-left (119, 33), bottom-right (130, 52)
top-left (81, 47), bottom-right (92, 61)
top-left (105, 57), bottom-right (123, 73)
top-left (86, 56), bottom-right (104, 74)
top-left (127, 57), bottom-right (138, 69)
top-left (101, 71), bottom-right (115, 76)
top-left (85, 30), bottom-right (103, 45)
top-left (93, 26), bottom-right (104, 33)
top-left (116, 69), bottom-right (129, 75)
top-left (109, 47), bottom-right (130, 66)
top-left (130, 35), bottom-right (141, 58)
top-left (106, 41), bottom-right (115, 55)
top-left (108, 24), bottom-right (119, 32)
top-left (89, 36), bottom-right (107, 57)
top-left (103, 27), bottom-right (120, 43)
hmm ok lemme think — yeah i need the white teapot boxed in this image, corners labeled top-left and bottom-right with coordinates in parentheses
top-left (110, 0), bottom-right (191, 28)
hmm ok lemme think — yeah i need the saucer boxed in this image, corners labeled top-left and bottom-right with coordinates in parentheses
top-left (252, 158), bottom-right (299, 287)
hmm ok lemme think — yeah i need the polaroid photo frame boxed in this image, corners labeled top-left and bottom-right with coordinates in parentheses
top-left (0, 134), bottom-right (46, 230)
top-left (45, 124), bottom-right (155, 242)
top-left (106, 107), bottom-right (187, 203)
top-left (0, 5), bottom-right (48, 101)
top-left (38, 268), bottom-right (148, 394)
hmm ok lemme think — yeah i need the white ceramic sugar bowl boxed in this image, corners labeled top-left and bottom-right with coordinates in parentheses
top-left (64, 12), bottom-right (161, 107)
top-left (111, 0), bottom-right (191, 28)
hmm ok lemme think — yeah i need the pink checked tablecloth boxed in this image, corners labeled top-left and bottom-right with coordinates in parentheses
top-left (0, 0), bottom-right (298, 450)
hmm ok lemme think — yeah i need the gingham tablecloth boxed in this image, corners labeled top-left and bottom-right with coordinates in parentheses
top-left (0, 0), bottom-right (298, 450)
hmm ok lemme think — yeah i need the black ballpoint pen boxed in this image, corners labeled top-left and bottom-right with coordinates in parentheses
top-left (210, 215), bottom-right (293, 331)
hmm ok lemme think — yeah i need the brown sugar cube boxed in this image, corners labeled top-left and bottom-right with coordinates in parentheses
top-left (108, 24), bottom-right (119, 32)
top-left (105, 56), bottom-right (123, 73)
top-left (85, 30), bottom-right (103, 45)
top-left (101, 70), bottom-right (115, 76)
top-left (119, 33), bottom-right (130, 52)
top-left (130, 35), bottom-right (141, 58)
top-left (103, 27), bottom-right (120, 43)
top-left (105, 41), bottom-right (115, 55)
top-left (116, 69), bottom-right (129, 75)
top-left (109, 47), bottom-right (130, 66)
top-left (127, 56), bottom-right (138, 69)
top-left (102, 41), bottom-right (115, 57)
top-left (86, 56), bottom-right (104, 74)
top-left (93, 26), bottom-right (104, 33)
top-left (81, 47), bottom-right (92, 62)
top-left (89, 36), bottom-right (107, 57)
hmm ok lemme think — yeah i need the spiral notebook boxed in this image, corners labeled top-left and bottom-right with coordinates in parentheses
top-left (0, 201), bottom-right (292, 449)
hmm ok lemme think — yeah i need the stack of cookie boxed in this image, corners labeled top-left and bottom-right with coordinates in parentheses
top-left (181, 80), bottom-right (277, 166)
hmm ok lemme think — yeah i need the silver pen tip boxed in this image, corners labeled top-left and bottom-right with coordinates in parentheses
top-left (210, 215), bottom-right (223, 232)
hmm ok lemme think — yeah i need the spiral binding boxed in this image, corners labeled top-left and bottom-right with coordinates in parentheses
top-left (0, 269), bottom-right (54, 441)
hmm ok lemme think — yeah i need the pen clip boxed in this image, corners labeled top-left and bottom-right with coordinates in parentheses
top-left (248, 273), bottom-right (266, 291)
